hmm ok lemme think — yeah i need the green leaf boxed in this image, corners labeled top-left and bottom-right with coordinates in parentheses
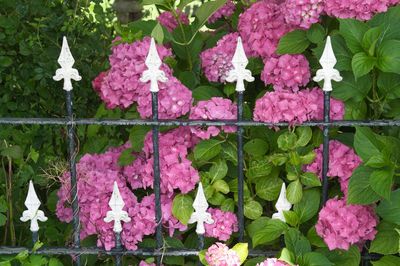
top-left (370, 221), bottom-right (400, 255)
top-left (0, 213), bottom-right (6, 226)
top-left (252, 219), bottom-right (288, 247)
top-left (284, 228), bottom-right (311, 257)
top-left (300, 172), bottom-right (321, 187)
top-left (0, 56), bottom-right (12, 67)
top-left (365, 154), bottom-right (388, 168)
top-left (296, 127), bottom-right (312, 147)
top-left (221, 198), bottom-right (235, 212)
top-left (369, 168), bottom-right (393, 199)
top-left (283, 210), bottom-right (300, 227)
top-left (307, 227), bottom-right (326, 248)
top-left (142, 0), bottom-right (168, 6)
top-left (377, 189), bottom-right (400, 225)
top-left (194, 139), bottom-right (222, 161)
top-left (277, 30), bottom-right (311, 54)
top-left (372, 256), bottom-right (400, 266)
top-left (377, 40), bottom-right (400, 74)
top-left (351, 52), bottom-right (376, 78)
top-left (118, 148), bottom-right (135, 166)
top-left (244, 200), bottom-right (263, 220)
top-left (231, 243), bottom-right (249, 264)
top-left (212, 179), bottom-right (230, 194)
top-left (209, 160), bottom-right (228, 182)
top-left (255, 176), bottom-right (283, 201)
top-left (172, 194), bottom-right (193, 225)
top-left (294, 189), bottom-right (320, 223)
top-left (306, 24), bottom-right (325, 44)
top-left (377, 72), bottom-right (400, 100)
top-left (287, 180), bottom-right (303, 204)
top-left (354, 127), bottom-right (383, 161)
top-left (198, 249), bottom-right (208, 266)
top-left (129, 126), bottom-right (151, 152)
top-left (362, 26), bottom-right (382, 56)
top-left (49, 258), bottom-right (64, 266)
top-left (244, 139), bottom-right (269, 157)
top-left (332, 71), bottom-right (372, 102)
top-left (177, 0), bottom-right (196, 9)
top-left (192, 86), bottom-right (224, 101)
top-left (247, 217), bottom-right (270, 238)
top-left (318, 246), bottom-right (360, 266)
top-left (347, 165), bottom-right (381, 205)
top-left (278, 132), bottom-right (298, 151)
top-left (339, 19), bottom-right (369, 53)
top-left (151, 23), bottom-right (164, 44)
top-left (247, 159), bottom-right (273, 180)
top-left (368, 6), bottom-right (400, 40)
top-left (1, 145), bottom-right (23, 160)
top-left (222, 141), bottom-right (237, 165)
top-left (298, 252), bottom-right (334, 266)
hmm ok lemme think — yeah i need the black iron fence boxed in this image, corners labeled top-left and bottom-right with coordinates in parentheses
top-left (0, 37), bottom-right (394, 266)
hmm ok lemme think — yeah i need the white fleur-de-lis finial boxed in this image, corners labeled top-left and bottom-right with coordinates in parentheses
top-left (188, 182), bottom-right (214, 235)
top-left (272, 183), bottom-right (292, 223)
top-left (313, 36), bottom-right (342, 91)
top-left (140, 38), bottom-right (168, 93)
top-left (20, 181), bottom-right (48, 232)
top-left (53, 37), bottom-right (82, 91)
top-left (226, 37), bottom-right (255, 92)
top-left (104, 182), bottom-right (131, 233)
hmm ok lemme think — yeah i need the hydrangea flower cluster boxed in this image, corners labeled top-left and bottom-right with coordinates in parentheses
top-left (208, 0), bottom-right (236, 23)
top-left (189, 97), bottom-right (237, 139)
top-left (282, 0), bottom-right (324, 29)
top-left (205, 208), bottom-right (239, 241)
top-left (253, 88), bottom-right (345, 125)
top-left (205, 243), bottom-right (241, 266)
top-left (200, 33), bottom-right (243, 83)
top-left (304, 140), bottom-right (362, 196)
top-left (324, 0), bottom-right (392, 20)
top-left (316, 198), bottom-right (378, 250)
top-left (94, 37), bottom-right (192, 119)
top-left (56, 140), bottom-right (189, 251)
top-left (138, 261), bottom-right (157, 266)
top-left (157, 10), bottom-right (189, 32)
top-left (256, 259), bottom-right (293, 266)
top-left (261, 54), bottom-right (311, 92)
top-left (125, 127), bottom-right (200, 194)
top-left (238, 1), bottom-right (290, 58)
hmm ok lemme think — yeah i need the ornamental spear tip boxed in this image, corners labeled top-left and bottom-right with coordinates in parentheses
top-left (20, 180), bottom-right (48, 232)
top-left (104, 181), bottom-right (131, 233)
top-left (272, 183), bottom-right (292, 223)
top-left (188, 182), bottom-right (214, 235)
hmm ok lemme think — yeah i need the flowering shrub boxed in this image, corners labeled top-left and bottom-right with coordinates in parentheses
top-left (54, 0), bottom-right (400, 265)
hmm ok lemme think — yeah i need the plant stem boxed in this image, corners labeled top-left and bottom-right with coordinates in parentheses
top-left (170, 7), bottom-right (193, 70)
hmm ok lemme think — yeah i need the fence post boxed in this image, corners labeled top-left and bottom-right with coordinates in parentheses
top-left (20, 180), bottom-right (48, 245)
top-left (226, 37), bottom-right (254, 242)
top-left (53, 36), bottom-right (82, 266)
top-left (104, 181), bottom-right (131, 266)
top-left (140, 37), bottom-right (168, 266)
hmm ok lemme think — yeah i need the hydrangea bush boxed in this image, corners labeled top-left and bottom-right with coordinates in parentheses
top-left (55, 0), bottom-right (400, 265)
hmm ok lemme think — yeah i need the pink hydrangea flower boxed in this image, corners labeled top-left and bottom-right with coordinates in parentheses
top-left (95, 37), bottom-right (193, 119)
top-left (304, 140), bottom-right (362, 196)
top-left (282, 0), bottom-right (324, 29)
top-left (316, 198), bottom-right (378, 251)
top-left (200, 33), bottom-right (247, 83)
top-left (261, 54), bottom-right (311, 92)
top-left (238, 1), bottom-right (291, 58)
top-left (256, 258), bottom-right (293, 266)
top-left (125, 127), bottom-right (200, 194)
top-left (157, 10), bottom-right (189, 32)
top-left (324, 0), bottom-right (392, 21)
top-left (205, 208), bottom-right (238, 241)
top-left (208, 0), bottom-right (236, 23)
top-left (205, 243), bottom-right (241, 266)
top-left (138, 261), bottom-right (156, 266)
top-left (92, 71), bottom-right (107, 93)
top-left (189, 97), bottom-right (237, 139)
top-left (253, 88), bottom-right (345, 125)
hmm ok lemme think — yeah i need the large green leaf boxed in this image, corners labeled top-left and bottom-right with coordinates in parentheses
top-left (377, 40), bottom-right (400, 74)
top-left (377, 72), bottom-right (400, 100)
top-left (317, 246), bottom-right (360, 266)
top-left (194, 139), bottom-right (223, 161)
top-left (339, 19), bottom-right (369, 53)
top-left (244, 200), bottom-right (263, 220)
top-left (377, 189), bottom-right (400, 225)
top-left (369, 168), bottom-right (394, 200)
top-left (351, 52), bottom-right (376, 78)
top-left (284, 228), bottom-right (311, 258)
top-left (208, 159), bottom-right (228, 182)
top-left (347, 165), bottom-right (381, 205)
top-left (252, 219), bottom-right (288, 247)
top-left (244, 139), bottom-right (269, 157)
top-left (353, 127), bottom-right (383, 161)
top-left (372, 256), bottom-right (400, 266)
top-left (297, 252), bottom-right (334, 266)
top-left (255, 176), bottom-right (282, 201)
top-left (370, 221), bottom-right (400, 255)
top-left (368, 6), bottom-right (400, 41)
top-left (277, 30), bottom-right (311, 54)
top-left (172, 194), bottom-right (193, 225)
top-left (294, 189), bottom-right (320, 223)
top-left (287, 180), bottom-right (303, 204)
top-left (192, 86), bottom-right (224, 101)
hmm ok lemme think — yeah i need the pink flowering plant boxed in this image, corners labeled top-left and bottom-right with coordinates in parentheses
top-left (49, 0), bottom-right (400, 265)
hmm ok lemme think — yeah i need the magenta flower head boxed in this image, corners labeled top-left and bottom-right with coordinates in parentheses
top-left (205, 208), bottom-right (239, 241)
top-left (316, 197), bottom-right (378, 251)
top-left (158, 9), bottom-right (189, 32)
top-left (282, 0), bottom-right (324, 29)
top-left (205, 243), bottom-right (241, 266)
top-left (256, 258), bottom-right (293, 266)
top-left (324, 0), bottom-right (392, 21)
top-left (208, 0), bottom-right (236, 23)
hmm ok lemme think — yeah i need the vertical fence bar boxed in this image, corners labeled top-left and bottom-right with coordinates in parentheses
top-left (66, 91), bottom-right (81, 266)
top-left (321, 92), bottom-right (330, 205)
top-left (53, 37), bottom-right (82, 266)
top-left (237, 91), bottom-right (245, 241)
top-left (115, 232), bottom-right (122, 265)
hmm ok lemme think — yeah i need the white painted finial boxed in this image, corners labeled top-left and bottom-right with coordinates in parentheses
top-left (53, 36), bottom-right (82, 91)
top-left (20, 181), bottom-right (48, 232)
top-left (104, 182), bottom-right (131, 233)
top-left (313, 36), bottom-right (342, 92)
top-left (140, 37), bottom-right (168, 92)
top-left (188, 182), bottom-right (214, 235)
top-left (272, 183), bottom-right (292, 223)
top-left (226, 37), bottom-right (254, 92)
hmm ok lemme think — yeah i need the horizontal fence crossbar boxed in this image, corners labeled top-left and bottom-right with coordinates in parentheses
top-left (1, 118), bottom-right (400, 127)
